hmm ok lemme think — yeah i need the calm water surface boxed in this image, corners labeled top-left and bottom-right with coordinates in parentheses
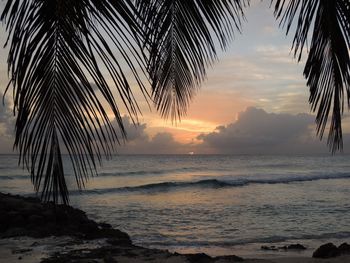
top-left (1, 154), bottom-right (350, 257)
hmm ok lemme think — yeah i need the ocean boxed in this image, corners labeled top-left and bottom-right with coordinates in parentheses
top-left (1, 154), bottom-right (350, 258)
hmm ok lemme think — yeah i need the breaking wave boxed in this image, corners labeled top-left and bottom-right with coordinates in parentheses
top-left (73, 172), bottom-right (350, 195)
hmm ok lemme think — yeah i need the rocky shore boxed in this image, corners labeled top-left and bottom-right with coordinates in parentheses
top-left (0, 193), bottom-right (131, 242)
top-left (1, 192), bottom-right (350, 263)
top-left (0, 193), bottom-right (245, 262)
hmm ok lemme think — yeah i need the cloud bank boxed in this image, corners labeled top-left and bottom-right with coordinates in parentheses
top-left (0, 105), bottom-right (342, 154)
top-left (114, 116), bottom-right (191, 154)
top-left (114, 107), bottom-right (334, 154)
top-left (197, 107), bottom-right (328, 154)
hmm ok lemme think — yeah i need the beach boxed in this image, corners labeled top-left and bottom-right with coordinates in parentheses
top-left (2, 238), bottom-right (350, 263)
top-left (1, 192), bottom-right (350, 263)
top-left (2, 154), bottom-right (350, 262)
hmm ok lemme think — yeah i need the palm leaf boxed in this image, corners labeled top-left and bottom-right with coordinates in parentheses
top-left (272, 0), bottom-right (350, 152)
top-left (1, 0), bottom-right (148, 204)
top-left (136, 0), bottom-right (247, 121)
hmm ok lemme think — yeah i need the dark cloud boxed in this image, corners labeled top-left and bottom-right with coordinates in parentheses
top-left (197, 107), bottom-right (329, 154)
top-left (114, 116), bottom-right (191, 154)
top-left (110, 116), bottom-right (148, 142)
top-left (115, 108), bottom-right (331, 155)
top-left (0, 103), bottom-right (345, 154)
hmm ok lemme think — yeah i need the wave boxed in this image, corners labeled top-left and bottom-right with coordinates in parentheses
top-left (98, 167), bottom-right (204, 177)
top-left (74, 172), bottom-right (350, 195)
top-left (141, 231), bottom-right (350, 248)
top-left (0, 175), bottom-right (28, 180)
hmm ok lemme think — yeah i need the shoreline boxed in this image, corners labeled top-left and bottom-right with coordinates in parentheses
top-left (1, 192), bottom-right (350, 263)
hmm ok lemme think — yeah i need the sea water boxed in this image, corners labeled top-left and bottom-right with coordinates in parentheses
top-left (1, 154), bottom-right (350, 258)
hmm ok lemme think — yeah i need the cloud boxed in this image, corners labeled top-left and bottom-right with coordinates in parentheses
top-left (110, 116), bottom-right (148, 142)
top-left (197, 107), bottom-right (330, 154)
top-left (0, 104), bottom-right (346, 155)
top-left (115, 108), bottom-right (336, 155)
top-left (113, 116), bottom-right (192, 154)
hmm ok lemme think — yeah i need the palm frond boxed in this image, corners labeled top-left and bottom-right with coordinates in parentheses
top-left (272, 0), bottom-right (350, 152)
top-left (136, 0), bottom-right (247, 121)
top-left (1, 0), bottom-right (148, 204)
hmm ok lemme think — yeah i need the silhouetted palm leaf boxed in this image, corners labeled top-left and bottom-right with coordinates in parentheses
top-left (136, 0), bottom-right (247, 120)
top-left (6, 0), bottom-right (348, 204)
top-left (1, 0), bottom-right (148, 204)
top-left (2, 0), bottom-right (250, 203)
top-left (272, 0), bottom-right (350, 152)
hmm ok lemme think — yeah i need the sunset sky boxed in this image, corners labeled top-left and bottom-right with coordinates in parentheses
top-left (0, 1), bottom-right (349, 154)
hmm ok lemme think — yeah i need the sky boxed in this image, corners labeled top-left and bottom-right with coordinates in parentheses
top-left (0, 1), bottom-right (349, 154)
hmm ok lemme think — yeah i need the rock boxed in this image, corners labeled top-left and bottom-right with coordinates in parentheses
top-left (3, 227), bottom-right (26, 237)
top-left (4, 198), bottom-right (25, 210)
top-left (215, 255), bottom-right (244, 261)
top-left (41, 210), bottom-right (55, 220)
top-left (12, 248), bottom-right (33, 254)
top-left (21, 203), bottom-right (41, 216)
top-left (13, 214), bottom-right (26, 226)
top-left (103, 254), bottom-right (118, 263)
top-left (81, 221), bottom-right (98, 232)
top-left (0, 192), bottom-right (132, 244)
top-left (338, 243), bottom-right (350, 254)
top-left (55, 210), bottom-right (69, 222)
top-left (313, 243), bottom-right (340, 258)
top-left (286, 244), bottom-right (306, 250)
top-left (76, 260), bottom-right (99, 263)
top-left (90, 229), bottom-right (131, 244)
top-left (99, 222), bottom-right (112, 229)
top-left (28, 214), bottom-right (45, 225)
top-left (185, 253), bottom-right (213, 263)
top-left (262, 244), bottom-right (306, 252)
top-left (107, 238), bottom-right (130, 246)
top-left (261, 245), bottom-right (278, 251)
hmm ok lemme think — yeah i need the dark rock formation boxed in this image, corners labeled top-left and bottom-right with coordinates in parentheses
top-left (0, 192), bottom-right (131, 244)
top-left (261, 245), bottom-right (278, 251)
top-left (184, 253), bottom-right (213, 263)
top-left (312, 243), bottom-right (340, 258)
top-left (1, 192), bottom-right (245, 263)
top-left (313, 242), bottom-right (350, 258)
top-left (338, 243), bottom-right (350, 255)
top-left (280, 244), bottom-right (307, 250)
top-left (176, 252), bottom-right (244, 263)
top-left (262, 243), bottom-right (307, 252)
top-left (215, 255), bottom-right (244, 262)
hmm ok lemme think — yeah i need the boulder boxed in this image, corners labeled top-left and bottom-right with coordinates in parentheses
top-left (13, 214), bottom-right (26, 226)
top-left (0, 192), bottom-right (132, 244)
top-left (185, 253), bottom-right (213, 263)
top-left (41, 210), bottom-right (55, 220)
top-left (103, 254), bottom-right (117, 263)
top-left (286, 244), bottom-right (306, 250)
top-left (338, 243), bottom-right (350, 254)
top-left (3, 227), bottom-right (26, 238)
top-left (28, 214), bottom-right (45, 225)
top-left (99, 222), bottom-right (112, 229)
top-left (313, 243), bottom-right (340, 258)
top-left (215, 255), bottom-right (244, 262)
